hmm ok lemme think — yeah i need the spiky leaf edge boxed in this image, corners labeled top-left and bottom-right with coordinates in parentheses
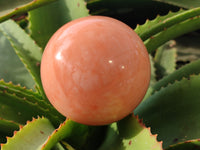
top-left (0, 0), bottom-right (58, 23)
top-left (135, 7), bottom-right (200, 41)
top-left (0, 89), bottom-right (64, 127)
top-left (0, 20), bottom-right (46, 98)
top-left (0, 79), bottom-right (63, 121)
top-left (135, 74), bottom-right (200, 148)
top-left (0, 117), bottom-right (63, 150)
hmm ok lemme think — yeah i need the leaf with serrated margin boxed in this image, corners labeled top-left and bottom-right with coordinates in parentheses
top-left (0, 0), bottom-right (57, 23)
top-left (1, 117), bottom-right (64, 150)
top-left (153, 58), bottom-right (200, 92)
top-left (0, 26), bottom-right (35, 89)
top-left (143, 55), bottom-right (157, 101)
top-left (154, 40), bottom-right (177, 79)
top-left (0, 79), bottom-right (64, 125)
top-left (0, 19), bottom-right (45, 98)
top-left (135, 8), bottom-right (200, 41)
top-left (0, 118), bottom-right (20, 144)
top-left (135, 9), bottom-right (184, 40)
top-left (144, 15), bottom-right (200, 53)
top-left (98, 115), bottom-right (163, 150)
top-left (0, 88), bottom-right (64, 127)
top-left (28, 0), bottom-right (89, 49)
top-left (135, 74), bottom-right (200, 148)
top-left (166, 139), bottom-right (200, 150)
top-left (42, 119), bottom-right (106, 150)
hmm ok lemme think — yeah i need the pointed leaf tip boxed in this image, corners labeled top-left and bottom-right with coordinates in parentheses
top-left (99, 114), bottom-right (163, 150)
top-left (1, 117), bottom-right (55, 150)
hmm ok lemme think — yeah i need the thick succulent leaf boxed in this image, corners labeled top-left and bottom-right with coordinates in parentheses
top-left (149, 55), bottom-right (157, 86)
top-left (0, 0), bottom-right (57, 23)
top-left (28, 0), bottom-right (89, 48)
top-left (143, 55), bottom-right (157, 100)
top-left (0, 27), bottom-right (34, 89)
top-left (0, 118), bottom-right (20, 144)
top-left (0, 87), bottom-right (65, 127)
top-left (0, 119), bottom-right (20, 136)
top-left (135, 8), bottom-right (200, 41)
top-left (166, 139), bottom-right (200, 150)
top-left (0, 19), bottom-right (45, 98)
top-left (145, 15), bottom-right (200, 53)
top-left (153, 58), bottom-right (200, 92)
top-left (155, 0), bottom-right (200, 9)
top-left (135, 74), bottom-right (200, 148)
top-left (41, 119), bottom-right (106, 150)
top-left (0, 79), bottom-right (64, 125)
top-left (42, 119), bottom-right (101, 150)
top-left (0, 79), bottom-right (42, 99)
top-left (135, 9), bottom-right (184, 40)
top-left (1, 117), bottom-right (64, 150)
top-left (154, 40), bottom-right (177, 79)
top-left (98, 115), bottom-right (162, 150)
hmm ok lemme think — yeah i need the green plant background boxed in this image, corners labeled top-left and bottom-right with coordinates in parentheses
top-left (1, 0), bottom-right (200, 149)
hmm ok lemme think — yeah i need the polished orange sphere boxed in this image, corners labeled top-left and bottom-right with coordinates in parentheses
top-left (41, 16), bottom-right (151, 125)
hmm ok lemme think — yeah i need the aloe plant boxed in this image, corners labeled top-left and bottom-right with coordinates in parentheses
top-left (1, 0), bottom-right (200, 149)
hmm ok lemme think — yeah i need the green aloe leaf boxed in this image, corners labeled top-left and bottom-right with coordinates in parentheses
top-left (0, 85), bottom-right (65, 127)
top-left (1, 117), bottom-right (64, 150)
top-left (145, 15), bottom-right (200, 53)
top-left (0, 19), bottom-right (45, 98)
top-left (42, 119), bottom-right (94, 150)
top-left (0, 0), bottom-right (57, 23)
top-left (0, 26), bottom-right (34, 89)
top-left (134, 7), bottom-right (200, 53)
top-left (153, 58), bottom-right (200, 92)
top-left (166, 139), bottom-right (200, 150)
top-left (0, 79), bottom-right (103, 149)
top-left (98, 115), bottom-right (163, 150)
top-left (0, 119), bottom-right (20, 136)
top-left (135, 9), bottom-right (184, 41)
top-left (0, 79), bottom-right (42, 100)
top-left (28, 0), bottom-right (89, 49)
top-left (143, 55), bottom-right (157, 100)
top-left (154, 40), bottom-right (177, 79)
top-left (135, 7), bottom-right (200, 41)
top-left (0, 79), bottom-right (64, 124)
top-left (135, 74), bottom-right (200, 148)
top-left (0, 119), bottom-right (20, 144)
top-left (155, 0), bottom-right (200, 9)
top-left (149, 55), bottom-right (157, 86)
top-left (38, 119), bottom-right (106, 150)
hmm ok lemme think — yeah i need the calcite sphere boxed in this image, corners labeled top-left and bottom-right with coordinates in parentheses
top-left (41, 16), bottom-right (151, 125)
